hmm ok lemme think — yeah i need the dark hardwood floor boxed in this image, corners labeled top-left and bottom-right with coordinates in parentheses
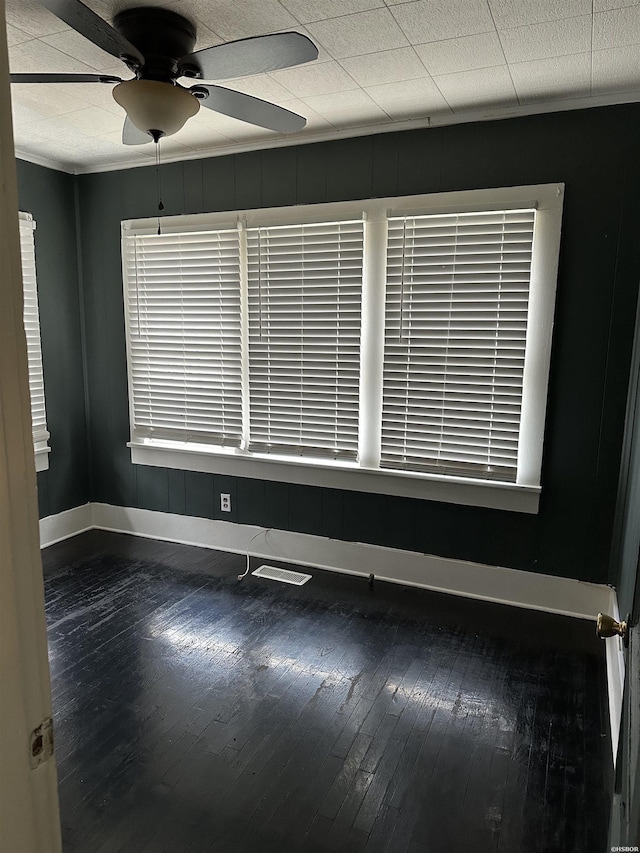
top-left (42, 530), bottom-right (612, 853)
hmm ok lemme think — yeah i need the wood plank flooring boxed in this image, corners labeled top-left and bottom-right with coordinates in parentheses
top-left (42, 531), bottom-right (612, 853)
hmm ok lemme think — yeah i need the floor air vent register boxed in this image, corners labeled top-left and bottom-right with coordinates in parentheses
top-left (251, 565), bottom-right (312, 586)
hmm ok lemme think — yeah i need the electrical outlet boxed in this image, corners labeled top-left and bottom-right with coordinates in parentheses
top-left (220, 493), bottom-right (231, 512)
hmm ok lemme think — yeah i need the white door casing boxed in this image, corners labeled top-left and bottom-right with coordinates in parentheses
top-left (0, 0), bottom-right (62, 849)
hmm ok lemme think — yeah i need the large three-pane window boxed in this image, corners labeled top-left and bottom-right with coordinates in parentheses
top-left (122, 185), bottom-right (563, 513)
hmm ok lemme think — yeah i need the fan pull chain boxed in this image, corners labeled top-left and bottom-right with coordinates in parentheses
top-left (155, 138), bottom-right (164, 235)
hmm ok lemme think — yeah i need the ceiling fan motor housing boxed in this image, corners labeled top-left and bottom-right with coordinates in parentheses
top-left (113, 7), bottom-right (197, 81)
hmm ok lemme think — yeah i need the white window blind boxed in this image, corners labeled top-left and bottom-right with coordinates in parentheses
top-left (124, 186), bottom-right (562, 512)
top-left (18, 213), bottom-right (50, 459)
top-left (246, 221), bottom-right (364, 460)
top-left (382, 209), bottom-right (536, 482)
top-left (122, 228), bottom-right (243, 447)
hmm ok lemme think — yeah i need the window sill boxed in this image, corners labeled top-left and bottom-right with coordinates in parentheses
top-left (129, 440), bottom-right (540, 514)
top-left (35, 447), bottom-right (50, 473)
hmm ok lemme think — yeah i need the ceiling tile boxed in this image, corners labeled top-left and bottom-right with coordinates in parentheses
top-left (488, 0), bottom-right (592, 29)
top-left (11, 82), bottom-right (91, 117)
top-left (592, 43), bottom-right (640, 91)
top-left (433, 64), bottom-right (518, 109)
top-left (80, 0), bottom-right (121, 21)
top-left (191, 24), bottom-right (224, 53)
top-left (15, 113), bottom-right (86, 142)
top-left (10, 100), bottom-right (51, 130)
top-left (415, 31), bottom-right (505, 76)
top-left (6, 24), bottom-right (34, 47)
top-left (389, 0), bottom-right (495, 44)
top-left (9, 39), bottom-right (100, 74)
top-left (509, 53), bottom-right (591, 101)
top-left (593, 1), bottom-right (640, 10)
top-left (186, 109), bottom-right (237, 138)
top-left (305, 9), bottom-right (409, 58)
top-left (499, 16), bottom-right (592, 63)
top-left (184, 0), bottom-right (298, 41)
top-left (301, 87), bottom-right (390, 124)
top-left (156, 8), bottom-right (224, 52)
top-left (594, 6), bottom-right (640, 48)
top-left (63, 134), bottom-right (124, 156)
top-left (221, 74), bottom-right (296, 102)
top-left (321, 108), bottom-right (393, 129)
top-left (365, 77), bottom-right (452, 119)
top-left (191, 106), bottom-right (277, 141)
top-left (151, 1), bottom-right (219, 42)
top-left (105, 0), bottom-right (177, 14)
top-left (144, 135), bottom-right (194, 158)
top-left (165, 121), bottom-right (234, 148)
top-left (271, 98), bottom-right (337, 131)
top-left (279, 0), bottom-right (385, 24)
top-left (63, 106), bottom-right (125, 137)
top-left (281, 24), bottom-right (333, 63)
top-left (340, 47), bottom-right (428, 86)
top-left (271, 61), bottom-right (358, 97)
top-left (302, 87), bottom-right (380, 112)
top-left (5, 0), bottom-right (70, 38)
top-left (61, 83), bottom-right (126, 116)
top-left (15, 137), bottom-right (85, 168)
top-left (41, 29), bottom-right (118, 73)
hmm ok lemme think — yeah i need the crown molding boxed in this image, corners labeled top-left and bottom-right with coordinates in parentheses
top-left (14, 148), bottom-right (75, 174)
top-left (15, 88), bottom-right (640, 176)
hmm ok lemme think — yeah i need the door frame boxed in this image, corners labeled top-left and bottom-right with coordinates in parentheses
top-left (608, 289), bottom-right (640, 847)
top-left (0, 2), bottom-right (62, 849)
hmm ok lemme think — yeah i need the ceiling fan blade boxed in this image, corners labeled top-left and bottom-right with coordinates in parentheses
top-left (37, 0), bottom-right (144, 65)
top-left (180, 32), bottom-right (318, 81)
top-left (192, 85), bottom-right (307, 133)
top-left (122, 117), bottom-right (151, 146)
top-left (10, 73), bottom-right (122, 84)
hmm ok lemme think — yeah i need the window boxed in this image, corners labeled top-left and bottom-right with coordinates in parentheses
top-left (122, 185), bottom-right (563, 513)
top-left (246, 221), bottom-right (364, 460)
top-left (124, 227), bottom-right (243, 447)
top-left (18, 212), bottom-right (50, 472)
top-left (382, 209), bottom-right (534, 482)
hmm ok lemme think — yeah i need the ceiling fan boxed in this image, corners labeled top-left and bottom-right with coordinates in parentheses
top-left (9, 0), bottom-right (319, 145)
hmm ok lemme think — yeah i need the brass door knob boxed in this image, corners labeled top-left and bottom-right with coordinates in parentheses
top-left (596, 612), bottom-right (628, 643)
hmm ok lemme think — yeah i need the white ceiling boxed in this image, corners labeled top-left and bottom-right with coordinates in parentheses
top-left (6, 0), bottom-right (640, 173)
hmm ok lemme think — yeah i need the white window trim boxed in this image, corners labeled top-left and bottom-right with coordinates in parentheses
top-left (34, 446), bottom-right (50, 474)
top-left (123, 183), bottom-right (564, 514)
top-left (19, 212), bottom-right (50, 473)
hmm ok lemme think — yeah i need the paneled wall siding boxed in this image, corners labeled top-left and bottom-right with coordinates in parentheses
top-left (17, 161), bottom-right (89, 518)
top-left (19, 104), bottom-right (640, 584)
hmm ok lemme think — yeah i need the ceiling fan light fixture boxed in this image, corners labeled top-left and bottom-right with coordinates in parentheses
top-left (113, 79), bottom-right (200, 138)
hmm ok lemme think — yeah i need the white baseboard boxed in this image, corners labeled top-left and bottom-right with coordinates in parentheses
top-left (39, 503), bottom-right (94, 548)
top-left (39, 501), bottom-right (610, 620)
top-left (39, 501), bottom-right (622, 759)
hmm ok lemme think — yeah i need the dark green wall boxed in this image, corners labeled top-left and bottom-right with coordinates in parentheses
top-left (17, 160), bottom-right (89, 517)
top-left (24, 103), bottom-right (640, 584)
